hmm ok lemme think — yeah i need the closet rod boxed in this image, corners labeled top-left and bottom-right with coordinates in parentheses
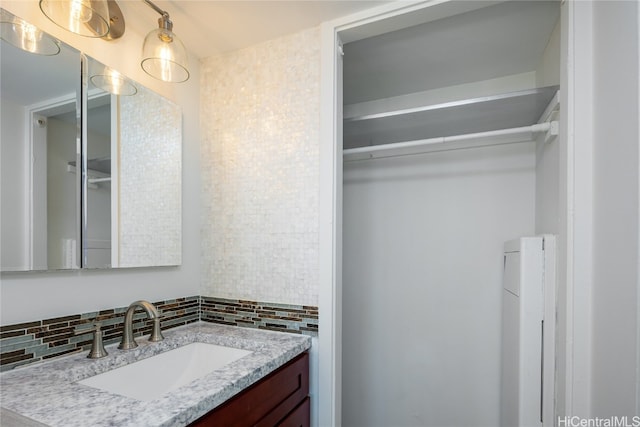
top-left (343, 121), bottom-right (556, 158)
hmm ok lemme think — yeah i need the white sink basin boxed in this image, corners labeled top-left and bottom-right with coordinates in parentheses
top-left (78, 343), bottom-right (252, 401)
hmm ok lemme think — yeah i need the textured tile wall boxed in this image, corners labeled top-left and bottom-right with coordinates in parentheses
top-left (118, 87), bottom-right (182, 267)
top-left (200, 27), bottom-right (321, 306)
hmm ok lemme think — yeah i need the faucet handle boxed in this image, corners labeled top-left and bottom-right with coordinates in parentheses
top-left (148, 317), bottom-right (164, 342)
top-left (75, 323), bottom-right (108, 359)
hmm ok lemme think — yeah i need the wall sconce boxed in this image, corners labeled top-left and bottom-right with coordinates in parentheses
top-left (0, 9), bottom-right (60, 55)
top-left (141, 0), bottom-right (189, 83)
top-left (39, 0), bottom-right (114, 38)
top-left (37, 0), bottom-right (188, 83)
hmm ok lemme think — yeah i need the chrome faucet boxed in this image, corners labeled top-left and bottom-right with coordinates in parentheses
top-left (118, 300), bottom-right (164, 350)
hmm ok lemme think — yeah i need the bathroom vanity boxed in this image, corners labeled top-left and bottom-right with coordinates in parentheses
top-left (190, 352), bottom-right (309, 426)
top-left (0, 323), bottom-right (311, 427)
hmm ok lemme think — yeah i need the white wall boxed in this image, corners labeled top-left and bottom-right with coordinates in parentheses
top-left (534, 16), bottom-right (560, 236)
top-left (536, 17), bottom-right (561, 89)
top-left (342, 142), bottom-right (536, 426)
top-left (0, 1), bottom-right (201, 325)
top-left (86, 118), bottom-right (112, 269)
top-left (0, 98), bottom-right (28, 271)
top-left (46, 117), bottom-right (79, 269)
top-left (535, 131), bottom-right (559, 235)
top-left (534, 13), bottom-right (560, 237)
top-left (591, 0), bottom-right (639, 416)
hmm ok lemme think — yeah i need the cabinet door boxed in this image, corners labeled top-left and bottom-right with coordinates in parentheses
top-left (190, 353), bottom-right (309, 427)
top-left (276, 397), bottom-right (310, 427)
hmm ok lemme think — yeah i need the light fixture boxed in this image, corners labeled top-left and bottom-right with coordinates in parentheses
top-left (39, 0), bottom-right (124, 39)
top-left (90, 66), bottom-right (137, 96)
top-left (0, 9), bottom-right (60, 55)
top-left (141, 0), bottom-right (189, 83)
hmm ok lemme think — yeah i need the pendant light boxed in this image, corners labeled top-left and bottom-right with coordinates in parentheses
top-left (39, 0), bottom-right (111, 38)
top-left (0, 9), bottom-right (60, 55)
top-left (141, 0), bottom-right (189, 83)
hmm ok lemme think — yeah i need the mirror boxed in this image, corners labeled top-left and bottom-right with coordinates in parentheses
top-left (85, 57), bottom-right (182, 269)
top-left (1, 9), bottom-right (81, 271)
top-left (0, 9), bottom-right (182, 272)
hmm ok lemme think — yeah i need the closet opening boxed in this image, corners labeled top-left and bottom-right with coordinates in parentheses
top-left (340, 1), bottom-right (560, 426)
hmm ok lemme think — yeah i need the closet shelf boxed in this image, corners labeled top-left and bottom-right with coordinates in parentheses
top-left (343, 85), bottom-right (559, 150)
top-left (343, 120), bottom-right (559, 161)
top-left (67, 157), bottom-right (112, 188)
top-left (68, 157), bottom-right (111, 175)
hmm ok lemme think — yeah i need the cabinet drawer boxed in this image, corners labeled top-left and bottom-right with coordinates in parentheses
top-left (190, 352), bottom-right (309, 427)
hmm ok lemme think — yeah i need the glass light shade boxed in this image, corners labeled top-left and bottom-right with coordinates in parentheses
top-left (0, 13), bottom-right (60, 55)
top-left (141, 27), bottom-right (189, 83)
top-left (39, 0), bottom-right (110, 38)
top-left (90, 68), bottom-right (137, 96)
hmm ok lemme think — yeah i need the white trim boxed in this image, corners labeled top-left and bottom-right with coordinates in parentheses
top-left (559, 0), bottom-right (575, 416)
top-left (542, 235), bottom-right (557, 427)
top-left (567, 0), bottom-right (594, 417)
top-left (80, 54), bottom-right (88, 269)
top-left (319, 20), bottom-right (341, 427)
top-left (21, 106), bottom-right (31, 271)
top-left (318, 21), bottom-right (333, 427)
top-left (24, 107), bottom-right (32, 269)
top-left (110, 94), bottom-right (120, 268)
top-left (25, 93), bottom-right (79, 271)
top-left (26, 92), bottom-right (77, 117)
top-left (636, 0), bottom-right (640, 414)
top-left (28, 111), bottom-right (47, 270)
top-left (556, 0), bottom-right (594, 418)
top-left (557, 1), bottom-right (574, 418)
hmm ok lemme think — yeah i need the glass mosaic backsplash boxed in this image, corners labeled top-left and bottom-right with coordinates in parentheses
top-left (200, 296), bottom-right (318, 336)
top-left (0, 296), bottom-right (318, 372)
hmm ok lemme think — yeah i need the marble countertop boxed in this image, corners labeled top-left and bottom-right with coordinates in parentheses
top-left (0, 322), bottom-right (311, 427)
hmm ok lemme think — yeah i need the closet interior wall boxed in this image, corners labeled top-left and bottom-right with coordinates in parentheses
top-left (341, 1), bottom-right (561, 426)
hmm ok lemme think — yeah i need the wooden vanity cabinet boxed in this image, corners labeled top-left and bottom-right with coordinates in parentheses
top-left (189, 352), bottom-right (309, 427)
